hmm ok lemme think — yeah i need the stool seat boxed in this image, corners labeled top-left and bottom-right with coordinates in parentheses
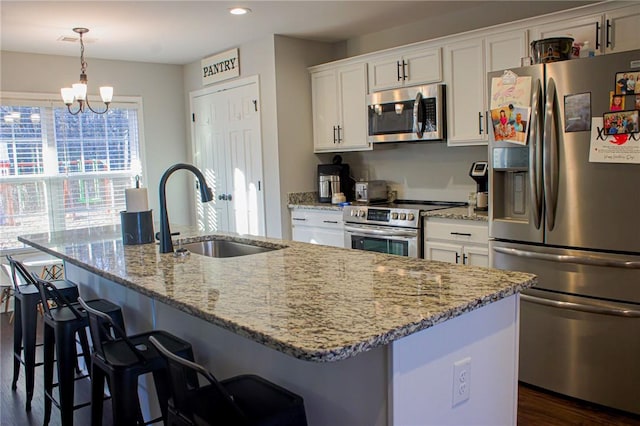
top-left (149, 336), bottom-right (308, 426)
top-left (34, 277), bottom-right (124, 426)
top-left (6, 255), bottom-right (79, 411)
top-left (78, 297), bottom-right (194, 426)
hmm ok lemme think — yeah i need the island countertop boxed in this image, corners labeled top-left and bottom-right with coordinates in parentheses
top-left (18, 225), bottom-right (535, 362)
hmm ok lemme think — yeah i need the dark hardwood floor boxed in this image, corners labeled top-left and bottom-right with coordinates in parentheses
top-left (2, 311), bottom-right (640, 425)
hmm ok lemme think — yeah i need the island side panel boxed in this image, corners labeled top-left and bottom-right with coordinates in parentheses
top-left (390, 295), bottom-right (520, 425)
top-left (66, 262), bottom-right (390, 426)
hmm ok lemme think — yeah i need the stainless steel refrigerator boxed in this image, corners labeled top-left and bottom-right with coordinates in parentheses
top-left (488, 49), bottom-right (640, 415)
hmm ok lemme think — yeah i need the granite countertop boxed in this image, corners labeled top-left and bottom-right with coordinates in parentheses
top-left (18, 225), bottom-right (534, 362)
top-left (423, 207), bottom-right (489, 222)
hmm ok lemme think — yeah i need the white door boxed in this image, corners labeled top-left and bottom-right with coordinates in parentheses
top-left (191, 78), bottom-right (265, 236)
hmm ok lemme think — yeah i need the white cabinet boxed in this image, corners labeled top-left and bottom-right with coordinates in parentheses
top-left (443, 38), bottom-right (487, 146)
top-left (424, 218), bottom-right (489, 267)
top-left (291, 209), bottom-right (345, 248)
top-left (311, 62), bottom-right (370, 153)
top-left (368, 46), bottom-right (442, 92)
top-left (443, 30), bottom-right (526, 147)
top-left (532, 4), bottom-right (640, 55)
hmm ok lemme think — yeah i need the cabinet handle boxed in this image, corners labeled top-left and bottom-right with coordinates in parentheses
top-left (292, 218), bottom-right (307, 222)
top-left (337, 125), bottom-right (342, 143)
top-left (455, 252), bottom-right (460, 264)
top-left (463, 253), bottom-right (468, 264)
top-left (402, 60), bottom-right (408, 80)
top-left (323, 220), bottom-right (339, 224)
top-left (595, 21), bottom-right (601, 50)
top-left (450, 232), bottom-right (472, 237)
top-left (397, 61), bottom-right (402, 81)
top-left (227, 194), bottom-right (232, 201)
top-left (606, 19), bottom-right (612, 48)
top-left (218, 194), bottom-right (227, 201)
top-left (478, 112), bottom-right (484, 135)
top-left (333, 126), bottom-right (337, 144)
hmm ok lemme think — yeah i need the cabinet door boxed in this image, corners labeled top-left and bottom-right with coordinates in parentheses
top-left (404, 47), bottom-right (442, 86)
top-left (463, 245), bottom-right (489, 267)
top-left (444, 38), bottom-right (488, 146)
top-left (533, 14), bottom-right (602, 54)
top-left (337, 63), bottom-right (370, 151)
top-left (368, 53), bottom-right (405, 92)
top-left (485, 30), bottom-right (528, 73)
top-left (312, 69), bottom-right (339, 152)
top-left (424, 241), bottom-right (461, 263)
top-left (605, 5), bottom-right (640, 53)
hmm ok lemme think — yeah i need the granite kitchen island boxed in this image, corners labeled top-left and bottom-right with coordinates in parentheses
top-left (19, 225), bottom-right (535, 425)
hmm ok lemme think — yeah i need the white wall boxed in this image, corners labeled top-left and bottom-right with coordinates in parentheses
top-left (183, 36), bottom-right (338, 239)
top-left (0, 51), bottom-right (191, 225)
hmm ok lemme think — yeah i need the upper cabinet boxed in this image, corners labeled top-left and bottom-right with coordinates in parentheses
top-left (368, 46), bottom-right (442, 92)
top-left (532, 4), bottom-right (640, 55)
top-left (443, 29), bottom-right (527, 147)
top-left (311, 61), bottom-right (371, 153)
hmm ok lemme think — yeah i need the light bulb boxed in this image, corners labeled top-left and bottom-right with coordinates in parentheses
top-left (100, 86), bottom-right (113, 103)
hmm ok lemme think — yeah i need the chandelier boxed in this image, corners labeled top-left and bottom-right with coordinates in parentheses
top-left (60, 28), bottom-right (113, 115)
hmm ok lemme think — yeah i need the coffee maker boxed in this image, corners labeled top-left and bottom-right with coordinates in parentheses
top-left (469, 161), bottom-right (488, 211)
top-left (318, 156), bottom-right (354, 203)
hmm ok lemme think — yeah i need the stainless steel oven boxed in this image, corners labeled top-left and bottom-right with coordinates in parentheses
top-left (343, 201), bottom-right (464, 258)
top-left (345, 223), bottom-right (419, 257)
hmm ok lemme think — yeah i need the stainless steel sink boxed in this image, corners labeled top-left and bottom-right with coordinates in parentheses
top-left (179, 240), bottom-right (279, 258)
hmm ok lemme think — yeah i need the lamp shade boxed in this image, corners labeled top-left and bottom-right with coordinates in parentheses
top-left (61, 88), bottom-right (75, 104)
top-left (99, 86), bottom-right (114, 103)
top-left (72, 83), bottom-right (87, 101)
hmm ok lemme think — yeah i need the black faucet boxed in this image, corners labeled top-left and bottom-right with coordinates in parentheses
top-left (158, 163), bottom-right (213, 253)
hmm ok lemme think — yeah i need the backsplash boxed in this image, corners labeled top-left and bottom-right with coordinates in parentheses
top-left (331, 143), bottom-right (488, 202)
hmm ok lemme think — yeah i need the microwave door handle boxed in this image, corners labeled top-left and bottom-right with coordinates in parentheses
top-left (413, 92), bottom-right (424, 138)
top-left (529, 78), bottom-right (542, 230)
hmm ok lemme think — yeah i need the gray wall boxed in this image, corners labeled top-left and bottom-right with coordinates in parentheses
top-left (0, 51), bottom-right (191, 225)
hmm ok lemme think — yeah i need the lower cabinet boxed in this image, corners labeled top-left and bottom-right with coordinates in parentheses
top-left (424, 218), bottom-right (489, 267)
top-left (291, 208), bottom-right (345, 248)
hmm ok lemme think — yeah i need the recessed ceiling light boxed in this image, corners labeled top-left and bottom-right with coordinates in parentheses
top-left (229, 7), bottom-right (251, 15)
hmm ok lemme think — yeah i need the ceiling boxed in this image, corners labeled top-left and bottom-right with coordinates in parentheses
top-left (1, 1), bottom-right (595, 65)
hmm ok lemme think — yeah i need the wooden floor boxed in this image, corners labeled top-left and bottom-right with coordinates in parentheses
top-left (2, 311), bottom-right (640, 425)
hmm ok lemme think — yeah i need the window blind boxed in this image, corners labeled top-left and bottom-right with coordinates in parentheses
top-left (0, 97), bottom-right (143, 250)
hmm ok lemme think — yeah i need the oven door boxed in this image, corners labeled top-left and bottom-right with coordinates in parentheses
top-left (345, 223), bottom-right (419, 257)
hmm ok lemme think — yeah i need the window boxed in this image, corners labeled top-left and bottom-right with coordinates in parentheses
top-left (0, 94), bottom-right (144, 250)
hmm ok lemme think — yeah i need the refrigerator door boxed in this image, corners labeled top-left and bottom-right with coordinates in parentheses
top-left (544, 50), bottom-right (640, 252)
top-left (488, 64), bottom-right (545, 243)
top-left (519, 287), bottom-right (640, 415)
top-left (491, 240), bottom-right (640, 302)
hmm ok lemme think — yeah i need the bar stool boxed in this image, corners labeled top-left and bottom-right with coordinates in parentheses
top-left (77, 297), bottom-right (195, 426)
top-left (5, 255), bottom-right (79, 411)
top-left (149, 336), bottom-right (308, 426)
top-left (33, 277), bottom-right (125, 426)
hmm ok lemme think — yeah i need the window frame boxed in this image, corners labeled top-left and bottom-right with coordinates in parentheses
top-left (0, 91), bottom-right (147, 254)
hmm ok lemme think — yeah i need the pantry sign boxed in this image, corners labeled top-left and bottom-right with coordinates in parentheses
top-left (201, 48), bottom-right (239, 86)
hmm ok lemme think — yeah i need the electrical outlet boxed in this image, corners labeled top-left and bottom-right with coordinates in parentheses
top-left (452, 357), bottom-right (471, 406)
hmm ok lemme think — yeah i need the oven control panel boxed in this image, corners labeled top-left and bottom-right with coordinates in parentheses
top-left (343, 206), bottom-right (420, 228)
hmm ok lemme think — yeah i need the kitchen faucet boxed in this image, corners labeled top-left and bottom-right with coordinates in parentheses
top-left (158, 163), bottom-right (213, 253)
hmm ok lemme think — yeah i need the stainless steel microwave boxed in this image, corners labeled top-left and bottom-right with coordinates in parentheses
top-left (367, 84), bottom-right (446, 143)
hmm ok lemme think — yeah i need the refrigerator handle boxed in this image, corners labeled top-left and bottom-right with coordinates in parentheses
top-left (521, 294), bottom-right (640, 318)
top-left (493, 246), bottom-right (640, 269)
top-left (529, 79), bottom-right (543, 230)
top-left (543, 77), bottom-right (559, 231)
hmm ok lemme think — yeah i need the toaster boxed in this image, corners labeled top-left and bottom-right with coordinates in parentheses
top-left (354, 180), bottom-right (387, 203)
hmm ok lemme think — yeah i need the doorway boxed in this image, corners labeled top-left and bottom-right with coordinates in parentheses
top-left (190, 76), bottom-right (265, 236)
